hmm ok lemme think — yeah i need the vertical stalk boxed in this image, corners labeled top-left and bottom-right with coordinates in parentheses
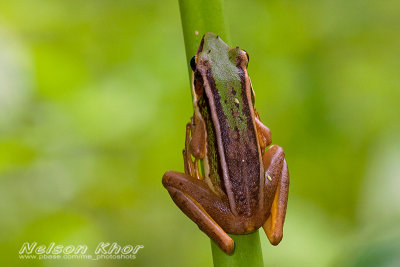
top-left (178, 0), bottom-right (229, 84)
top-left (178, 0), bottom-right (264, 266)
top-left (211, 231), bottom-right (264, 267)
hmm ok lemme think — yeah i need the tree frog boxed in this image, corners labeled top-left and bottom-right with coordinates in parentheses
top-left (162, 32), bottom-right (289, 254)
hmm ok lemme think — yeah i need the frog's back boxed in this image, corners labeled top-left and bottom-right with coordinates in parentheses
top-left (196, 33), bottom-right (264, 217)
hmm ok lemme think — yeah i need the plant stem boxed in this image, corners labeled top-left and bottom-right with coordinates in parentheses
top-left (211, 231), bottom-right (264, 267)
top-left (178, 0), bottom-right (264, 266)
top-left (178, 0), bottom-right (229, 84)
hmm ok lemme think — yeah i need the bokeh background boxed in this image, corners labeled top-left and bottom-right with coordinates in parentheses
top-left (1, 0), bottom-right (399, 266)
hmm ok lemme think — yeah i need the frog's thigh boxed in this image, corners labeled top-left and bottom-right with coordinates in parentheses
top-left (162, 171), bottom-right (234, 254)
top-left (261, 145), bottom-right (290, 246)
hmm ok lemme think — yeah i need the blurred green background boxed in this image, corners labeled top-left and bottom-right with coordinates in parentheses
top-left (1, 0), bottom-right (399, 266)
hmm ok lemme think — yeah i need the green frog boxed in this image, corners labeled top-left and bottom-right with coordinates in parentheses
top-left (162, 32), bottom-right (289, 254)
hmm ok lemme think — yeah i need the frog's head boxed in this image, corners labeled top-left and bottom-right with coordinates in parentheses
top-left (190, 32), bottom-right (249, 75)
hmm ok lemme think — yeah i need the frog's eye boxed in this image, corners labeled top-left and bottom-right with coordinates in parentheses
top-left (190, 55), bottom-right (196, 71)
top-left (243, 50), bottom-right (250, 63)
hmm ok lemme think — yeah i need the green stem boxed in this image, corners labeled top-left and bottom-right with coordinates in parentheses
top-left (178, 0), bottom-right (229, 84)
top-left (178, 0), bottom-right (264, 266)
top-left (211, 231), bottom-right (264, 267)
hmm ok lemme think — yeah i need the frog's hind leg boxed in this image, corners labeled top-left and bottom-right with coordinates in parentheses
top-left (261, 145), bottom-right (290, 245)
top-left (167, 116), bottom-right (233, 253)
top-left (162, 171), bottom-right (234, 254)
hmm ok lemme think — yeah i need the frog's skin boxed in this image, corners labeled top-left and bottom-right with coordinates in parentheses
top-left (162, 33), bottom-right (289, 254)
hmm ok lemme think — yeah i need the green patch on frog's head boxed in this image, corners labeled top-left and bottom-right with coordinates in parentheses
top-left (200, 32), bottom-right (229, 55)
top-left (193, 32), bottom-right (253, 139)
top-left (194, 33), bottom-right (249, 72)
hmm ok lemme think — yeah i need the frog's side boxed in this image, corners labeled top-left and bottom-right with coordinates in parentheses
top-left (162, 33), bottom-right (289, 254)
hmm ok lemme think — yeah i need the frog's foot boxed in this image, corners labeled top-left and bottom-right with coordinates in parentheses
top-left (162, 171), bottom-right (234, 254)
top-left (261, 145), bottom-right (290, 245)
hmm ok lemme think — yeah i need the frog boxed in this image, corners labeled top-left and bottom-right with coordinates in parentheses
top-left (162, 32), bottom-right (289, 254)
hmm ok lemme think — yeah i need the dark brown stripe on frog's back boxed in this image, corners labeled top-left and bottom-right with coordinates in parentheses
top-left (204, 67), bottom-right (261, 218)
top-left (194, 72), bottom-right (226, 195)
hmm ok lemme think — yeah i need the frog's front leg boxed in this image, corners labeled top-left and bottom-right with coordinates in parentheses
top-left (183, 115), bottom-right (206, 180)
top-left (262, 145), bottom-right (290, 245)
top-left (162, 171), bottom-right (234, 254)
